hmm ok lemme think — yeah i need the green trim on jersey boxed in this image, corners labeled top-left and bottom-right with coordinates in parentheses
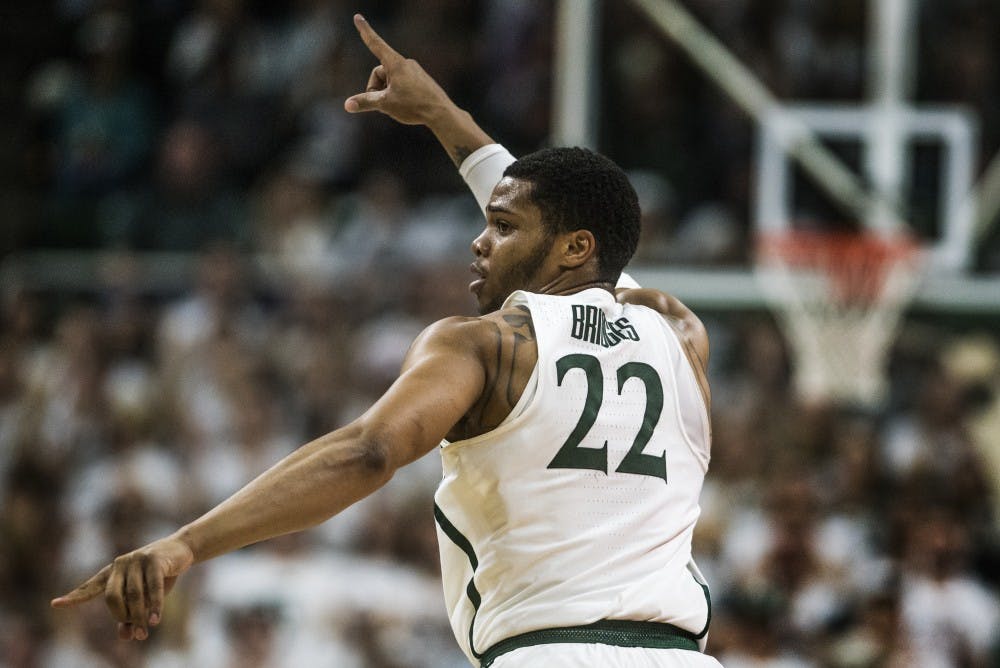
top-left (433, 503), bottom-right (483, 659)
top-left (694, 578), bottom-right (712, 640)
top-left (479, 619), bottom-right (701, 667)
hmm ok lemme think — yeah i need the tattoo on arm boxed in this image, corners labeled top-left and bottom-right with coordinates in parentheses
top-left (680, 336), bottom-right (708, 377)
top-left (501, 306), bottom-right (535, 340)
top-left (500, 307), bottom-right (536, 406)
top-left (450, 145), bottom-right (474, 166)
top-left (471, 308), bottom-right (536, 421)
top-left (451, 308), bottom-right (537, 439)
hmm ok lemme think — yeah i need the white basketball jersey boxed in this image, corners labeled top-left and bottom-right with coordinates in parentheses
top-left (434, 288), bottom-right (713, 665)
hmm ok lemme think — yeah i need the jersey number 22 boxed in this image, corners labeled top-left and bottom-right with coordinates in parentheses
top-left (548, 353), bottom-right (667, 483)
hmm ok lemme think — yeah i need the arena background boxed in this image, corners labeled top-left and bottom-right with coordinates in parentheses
top-left (1, 1), bottom-right (998, 666)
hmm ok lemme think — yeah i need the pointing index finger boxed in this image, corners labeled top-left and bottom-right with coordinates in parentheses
top-left (50, 565), bottom-right (112, 608)
top-left (354, 14), bottom-right (403, 65)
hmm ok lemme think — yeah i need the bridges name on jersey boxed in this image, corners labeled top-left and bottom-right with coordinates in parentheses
top-left (570, 304), bottom-right (639, 348)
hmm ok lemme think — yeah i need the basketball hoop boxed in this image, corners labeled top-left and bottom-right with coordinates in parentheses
top-left (755, 230), bottom-right (925, 407)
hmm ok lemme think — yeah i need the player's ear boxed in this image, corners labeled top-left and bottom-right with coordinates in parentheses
top-left (560, 229), bottom-right (597, 269)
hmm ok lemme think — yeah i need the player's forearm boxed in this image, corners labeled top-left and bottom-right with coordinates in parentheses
top-left (425, 102), bottom-right (495, 167)
top-left (171, 425), bottom-right (393, 563)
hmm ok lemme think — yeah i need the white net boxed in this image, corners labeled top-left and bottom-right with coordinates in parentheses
top-left (756, 231), bottom-right (925, 407)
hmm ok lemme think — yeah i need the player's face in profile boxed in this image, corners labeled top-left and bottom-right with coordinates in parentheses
top-left (470, 177), bottom-right (555, 314)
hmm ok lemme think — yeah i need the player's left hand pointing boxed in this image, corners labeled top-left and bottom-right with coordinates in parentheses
top-left (344, 13), bottom-right (454, 126)
top-left (51, 536), bottom-right (194, 641)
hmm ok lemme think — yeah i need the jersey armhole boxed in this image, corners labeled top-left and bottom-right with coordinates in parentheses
top-left (662, 323), bottom-right (712, 472)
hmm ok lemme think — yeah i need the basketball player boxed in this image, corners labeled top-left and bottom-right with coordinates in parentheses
top-left (52, 15), bottom-right (720, 668)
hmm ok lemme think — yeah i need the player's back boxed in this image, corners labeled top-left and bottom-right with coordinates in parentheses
top-left (434, 288), bottom-right (713, 666)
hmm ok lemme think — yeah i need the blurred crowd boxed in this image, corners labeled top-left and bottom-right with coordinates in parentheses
top-left (1, 1), bottom-right (999, 667)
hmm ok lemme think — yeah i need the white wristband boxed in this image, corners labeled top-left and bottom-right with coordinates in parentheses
top-left (459, 144), bottom-right (517, 214)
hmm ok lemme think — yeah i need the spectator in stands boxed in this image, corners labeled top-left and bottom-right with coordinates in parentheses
top-left (122, 119), bottom-right (248, 251)
top-left (47, 10), bottom-right (154, 247)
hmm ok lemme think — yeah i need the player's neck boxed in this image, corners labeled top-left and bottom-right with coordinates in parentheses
top-left (535, 273), bottom-right (615, 298)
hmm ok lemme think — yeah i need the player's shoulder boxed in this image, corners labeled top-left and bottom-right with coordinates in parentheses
top-left (616, 287), bottom-right (710, 357)
top-left (412, 306), bottom-right (535, 356)
top-left (412, 315), bottom-right (483, 349)
top-left (614, 287), bottom-right (673, 313)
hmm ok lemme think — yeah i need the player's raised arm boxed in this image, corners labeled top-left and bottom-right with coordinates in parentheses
top-left (51, 316), bottom-right (489, 642)
top-left (345, 13), bottom-right (516, 212)
top-left (344, 13), bottom-right (494, 167)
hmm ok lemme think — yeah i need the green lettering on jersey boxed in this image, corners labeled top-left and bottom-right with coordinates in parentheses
top-left (569, 305), bottom-right (640, 348)
top-left (547, 354), bottom-right (667, 484)
top-left (614, 362), bottom-right (667, 482)
top-left (548, 354), bottom-right (607, 472)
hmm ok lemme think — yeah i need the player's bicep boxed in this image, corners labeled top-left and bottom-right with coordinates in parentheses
top-left (358, 319), bottom-right (486, 468)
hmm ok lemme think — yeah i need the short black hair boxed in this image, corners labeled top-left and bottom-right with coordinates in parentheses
top-left (503, 147), bottom-right (640, 280)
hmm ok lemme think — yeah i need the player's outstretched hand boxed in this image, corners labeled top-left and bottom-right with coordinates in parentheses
top-left (51, 536), bottom-right (195, 641)
top-left (344, 13), bottom-right (454, 125)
